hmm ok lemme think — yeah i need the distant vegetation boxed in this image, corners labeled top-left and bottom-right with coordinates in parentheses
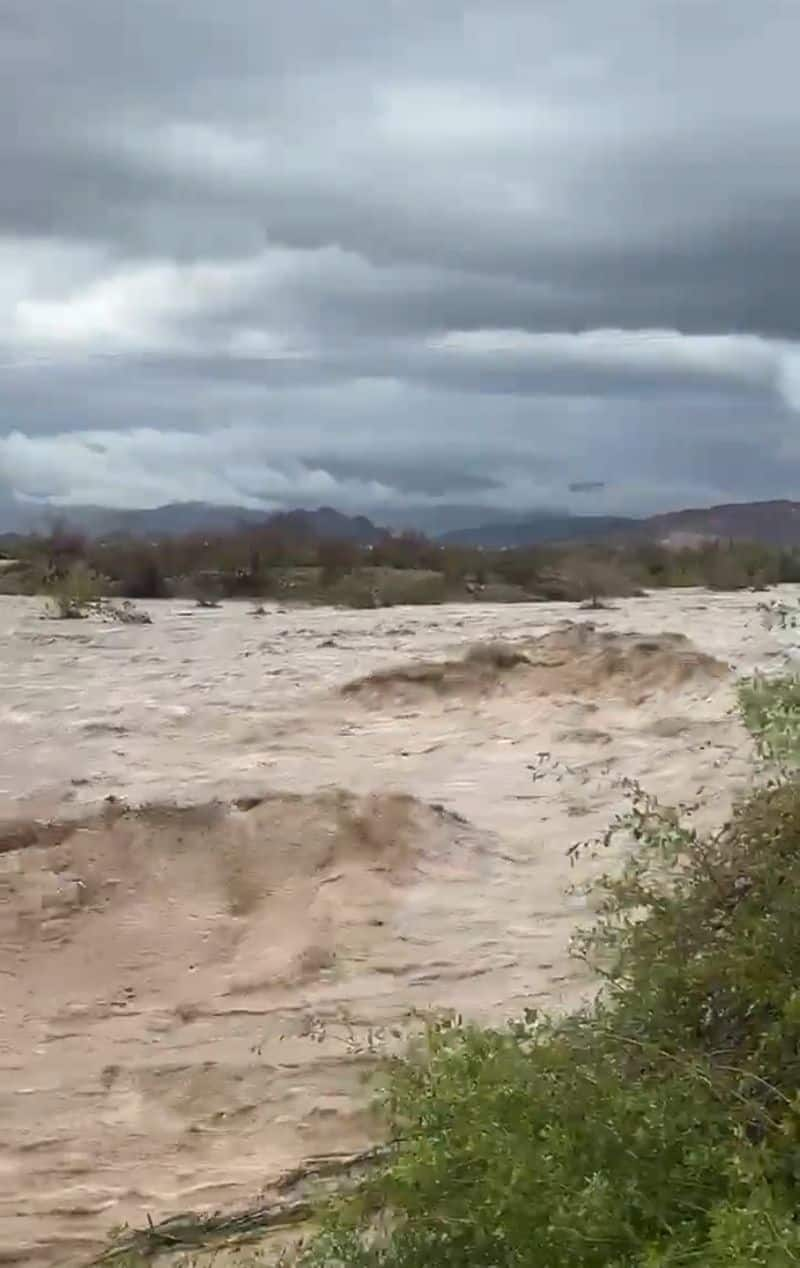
top-left (3, 518), bottom-right (800, 610)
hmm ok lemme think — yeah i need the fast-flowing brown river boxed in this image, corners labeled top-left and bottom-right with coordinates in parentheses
top-left (1, 589), bottom-right (793, 1265)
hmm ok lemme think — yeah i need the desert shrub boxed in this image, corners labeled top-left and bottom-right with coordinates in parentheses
top-left (518, 553), bottom-right (640, 604)
top-left (778, 550), bottom-right (800, 584)
top-left (694, 541), bottom-right (779, 592)
top-left (557, 554), bottom-right (642, 604)
top-left (214, 565), bottom-right (276, 598)
top-left (325, 574), bottom-right (381, 608)
top-left (15, 520), bottom-right (800, 608)
top-left (371, 533), bottom-right (442, 572)
top-left (43, 519), bottom-right (86, 571)
top-left (190, 570), bottom-right (226, 606)
top-left (440, 546), bottom-right (488, 586)
top-left (115, 548), bottom-right (169, 599)
top-left (44, 562), bottom-right (103, 618)
top-left (223, 547), bottom-right (281, 598)
top-left (317, 538), bottom-right (361, 588)
top-left (0, 555), bottom-right (35, 595)
top-left (705, 557), bottom-right (757, 592)
top-left (324, 569), bottom-right (447, 609)
top-left (299, 684), bottom-right (800, 1267)
top-left (491, 547), bottom-right (546, 591)
top-left (377, 571), bottom-right (447, 606)
top-left (474, 581), bottom-right (531, 603)
top-left (632, 542), bottom-right (672, 584)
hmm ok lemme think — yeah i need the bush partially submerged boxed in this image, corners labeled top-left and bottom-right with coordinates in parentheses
top-left (43, 562), bottom-right (103, 618)
top-left (738, 674), bottom-right (800, 770)
top-left (301, 689), bottom-right (800, 1267)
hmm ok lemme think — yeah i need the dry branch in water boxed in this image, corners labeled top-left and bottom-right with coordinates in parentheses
top-left (88, 1145), bottom-right (392, 1263)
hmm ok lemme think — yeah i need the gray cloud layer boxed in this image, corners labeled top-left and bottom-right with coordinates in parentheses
top-left (2, 0), bottom-right (800, 523)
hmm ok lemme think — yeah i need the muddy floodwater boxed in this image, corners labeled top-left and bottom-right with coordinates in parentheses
top-left (1, 589), bottom-right (794, 1265)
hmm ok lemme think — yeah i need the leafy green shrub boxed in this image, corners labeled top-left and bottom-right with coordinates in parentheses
top-left (300, 705), bottom-right (800, 1265)
top-left (738, 675), bottom-right (800, 769)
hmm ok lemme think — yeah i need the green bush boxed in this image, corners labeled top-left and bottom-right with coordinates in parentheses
top-left (299, 687), bottom-right (800, 1267)
top-left (738, 675), bottom-right (800, 770)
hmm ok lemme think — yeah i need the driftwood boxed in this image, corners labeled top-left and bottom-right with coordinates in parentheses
top-left (88, 1144), bottom-right (392, 1263)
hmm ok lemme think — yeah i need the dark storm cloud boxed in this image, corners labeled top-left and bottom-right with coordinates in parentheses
top-left (2, 0), bottom-right (800, 516)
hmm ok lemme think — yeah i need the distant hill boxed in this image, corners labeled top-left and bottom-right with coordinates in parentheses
top-left (0, 499), bottom-right (266, 538)
top-left (439, 501), bottom-right (800, 549)
top-left (7, 496), bottom-right (800, 551)
top-left (2, 502), bottom-right (387, 544)
top-left (439, 513), bottom-right (639, 547)
top-left (262, 506), bottom-right (387, 544)
top-left (85, 502), bottom-right (268, 538)
top-left (644, 500), bottom-right (800, 548)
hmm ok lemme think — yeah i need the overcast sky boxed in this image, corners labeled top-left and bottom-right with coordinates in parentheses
top-left (2, 0), bottom-right (800, 526)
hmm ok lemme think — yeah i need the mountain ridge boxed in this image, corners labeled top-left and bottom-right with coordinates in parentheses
top-left (0, 501), bottom-right (388, 544)
top-left (440, 500), bottom-right (800, 548)
top-left (5, 498), bottom-right (800, 549)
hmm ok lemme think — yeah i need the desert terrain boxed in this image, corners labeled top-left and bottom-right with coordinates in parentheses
top-left (1, 589), bottom-right (794, 1266)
